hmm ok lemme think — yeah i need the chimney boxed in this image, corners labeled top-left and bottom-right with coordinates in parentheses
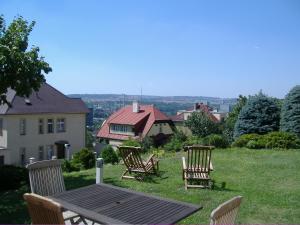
top-left (132, 101), bottom-right (139, 113)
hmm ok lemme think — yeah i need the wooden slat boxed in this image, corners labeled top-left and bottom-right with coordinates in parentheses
top-left (50, 184), bottom-right (202, 224)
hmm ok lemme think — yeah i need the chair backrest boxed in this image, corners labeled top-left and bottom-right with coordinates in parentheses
top-left (118, 146), bottom-right (145, 170)
top-left (184, 145), bottom-right (214, 174)
top-left (24, 193), bottom-right (65, 224)
top-left (26, 160), bottom-right (66, 196)
top-left (210, 196), bottom-right (243, 225)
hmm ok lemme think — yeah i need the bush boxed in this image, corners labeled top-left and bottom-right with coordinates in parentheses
top-left (232, 134), bottom-right (261, 147)
top-left (101, 145), bottom-right (119, 164)
top-left (0, 165), bottom-right (29, 191)
top-left (246, 140), bottom-right (265, 149)
top-left (122, 138), bottom-right (141, 147)
top-left (232, 132), bottom-right (300, 149)
top-left (183, 135), bottom-right (203, 146)
top-left (141, 136), bottom-right (153, 152)
top-left (72, 148), bottom-right (95, 169)
top-left (264, 132), bottom-right (300, 149)
top-left (164, 137), bottom-right (183, 152)
top-left (62, 160), bottom-right (80, 173)
top-left (202, 134), bottom-right (229, 148)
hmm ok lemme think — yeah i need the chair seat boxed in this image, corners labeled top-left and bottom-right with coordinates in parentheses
top-left (184, 171), bottom-right (210, 179)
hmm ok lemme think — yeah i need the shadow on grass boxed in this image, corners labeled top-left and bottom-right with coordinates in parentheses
top-left (0, 185), bottom-right (31, 224)
top-left (64, 173), bottom-right (95, 190)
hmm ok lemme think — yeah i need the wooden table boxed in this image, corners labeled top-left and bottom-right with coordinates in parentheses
top-left (50, 183), bottom-right (202, 224)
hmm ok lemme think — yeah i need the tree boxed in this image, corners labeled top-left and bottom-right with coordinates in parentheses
top-left (185, 111), bottom-right (219, 137)
top-left (280, 85), bottom-right (300, 137)
top-left (223, 95), bottom-right (247, 143)
top-left (0, 15), bottom-right (51, 105)
top-left (234, 92), bottom-right (280, 138)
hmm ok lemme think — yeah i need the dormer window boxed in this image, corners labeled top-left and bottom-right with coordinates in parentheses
top-left (111, 124), bottom-right (129, 133)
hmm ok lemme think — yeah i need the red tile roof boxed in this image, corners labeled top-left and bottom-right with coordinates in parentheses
top-left (170, 103), bottom-right (218, 123)
top-left (97, 104), bottom-right (171, 141)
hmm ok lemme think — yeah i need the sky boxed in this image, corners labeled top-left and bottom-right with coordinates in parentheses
top-left (1, 0), bottom-right (300, 98)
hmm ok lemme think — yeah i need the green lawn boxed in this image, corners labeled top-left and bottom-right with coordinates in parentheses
top-left (1, 148), bottom-right (300, 224)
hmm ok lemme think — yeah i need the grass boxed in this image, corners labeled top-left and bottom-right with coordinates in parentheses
top-left (1, 148), bottom-right (300, 224)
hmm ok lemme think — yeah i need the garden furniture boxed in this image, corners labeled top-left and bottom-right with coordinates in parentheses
top-left (210, 196), bottom-right (243, 225)
top-left (118, 146), bottom-right (159, 179)
top-left (182, 145), bottom-right (214, 189)
top-left (24, 193), bottom-right (65, 224)
top-left (26, 159), bottom-right (87, 224)
top-left (49, 183), bottom-right (202, 224)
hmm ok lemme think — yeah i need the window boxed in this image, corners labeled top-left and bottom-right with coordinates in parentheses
top-left (110, 124), bottom-right (129, 133)
top-left (56, 118), bottom-right (66, 132)
top-left (46, 145), bottom-right (54, 159)
top-left (0, 118), bottom-right (3, 136)
top-left (159, 124), bottom-right (163, 133)
top-left (47, 119), bottom-right (54, 133)
top-left (38, 146), bottom-right (44, 161)
top-left (38, 119), bottom-right (44, 134)
top-left (20, 119), bottom-right (26, 135)
top-left (0, 156), bottom-right (4, 166)
top-left (20, 147), bottom-right (26, 166)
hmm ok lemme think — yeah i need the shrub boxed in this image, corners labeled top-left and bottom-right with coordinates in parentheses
top-left (62, 160), bottom-right (80, 173)
top-left (122, 138), bottom-right (141, 147)
top-left (202, 134), bottom-right (228, 148)
top-left (183, 135), bottom-right (202, 146)
top-left (280, 85), bottom-right (300, 137)
top-left (246, 140), bottom-right (265, 149)
top-left (234, 92), bottom-right (280, 138)
top-left (173, 130), bottom-right (187, 142)
top-left (0, 165), bottom-right (29, 191)
top-left (141, 136), bottom-right (153, 152)
top-left (164, 137), bottom-right (183, 152)
top-left (232, 132), bottom-right (300, 149)
top-left (72, 148), bottom-right (95, 169)
top-left (232, 133), bottom-right (261, 147)
top-left (264, 131), bottom-right (300, 149)
top-left (101, 145), bottom-right (119, 164)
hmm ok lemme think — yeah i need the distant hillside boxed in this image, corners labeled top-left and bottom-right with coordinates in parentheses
top-left (68, 94), bottom-right (237, 105)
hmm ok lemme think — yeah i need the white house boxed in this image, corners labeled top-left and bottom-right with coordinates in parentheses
top-left (0, 83), bottom-right (89, 166)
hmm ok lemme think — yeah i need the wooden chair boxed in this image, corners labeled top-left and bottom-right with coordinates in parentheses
top-left (210, 196), bottom-right (243, 225)
top-left (182, 145), bottom-right (214, 189)
top-left (118, 146), bottom-right (159, 179)
top-left (24, 193), bottom-right (65, 224)
top-left (26, 160), bottom-right (87, 224)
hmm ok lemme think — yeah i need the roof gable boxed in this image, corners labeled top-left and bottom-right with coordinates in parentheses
top-left (0, 83), bottom-right (89, 115)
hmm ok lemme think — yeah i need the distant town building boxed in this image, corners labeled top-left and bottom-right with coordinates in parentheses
top-left (0, 83), bottom-right (89, 166)
top-left (170, 102), bottom-right (220, 136)
top-left (97, 102), bottom-right (173, 148)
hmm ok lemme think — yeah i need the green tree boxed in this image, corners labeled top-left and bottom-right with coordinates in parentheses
top-left (234, 92), bottom-right (280, 138)
top-left (223, 95), bottom-right (247, 143)
top-left (185, 111), bottom-right (218, 137)
top-left (101, 145), bottom-right (119, 164)
top-left (280, 85), bottom-right (300, 137)
top-left (0, 15), bottom-right (51, 105)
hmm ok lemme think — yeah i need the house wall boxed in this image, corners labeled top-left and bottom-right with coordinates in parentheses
top-left (1, 113), bottom-right (86, 166)
top-left (174, 122), bottom-right (192, 136)
top-left (147, 122), bottom-right (173, 137)
top-left (109, 139), bottom-right (124, 149)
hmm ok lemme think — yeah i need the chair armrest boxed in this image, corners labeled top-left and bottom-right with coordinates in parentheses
top-left (182, 157), bottom-right (186, 170)
top-left (207, 156), bottom-right (213, 171)
top-left (145, 154), bottom-right (156, 165)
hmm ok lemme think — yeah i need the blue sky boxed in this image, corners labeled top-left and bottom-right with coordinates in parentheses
top-left (1, 0), bottom-right (300, 98)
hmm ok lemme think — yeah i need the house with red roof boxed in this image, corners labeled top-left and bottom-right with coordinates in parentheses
top-left (97, 102), bottom-right (174, 147)
top-left (170, 103), bottom-right (219, 136)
